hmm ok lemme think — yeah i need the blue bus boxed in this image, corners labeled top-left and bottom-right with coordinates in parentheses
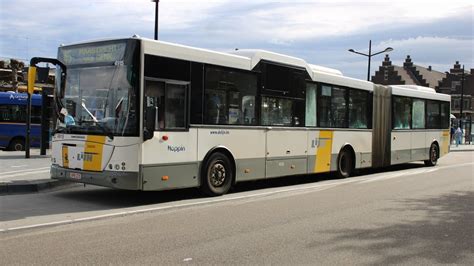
top-left (0, 92), bottom-right (42, 151)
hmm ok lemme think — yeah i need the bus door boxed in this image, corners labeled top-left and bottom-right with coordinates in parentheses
top-left (142, 78), bottom-right (198, 190)
top-left (265, 128), bottom-right (307, 178)
top-left (263, 97), bottom-right (307, 178)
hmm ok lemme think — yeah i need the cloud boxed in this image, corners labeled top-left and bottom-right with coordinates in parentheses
top-left (376, 36), bottom-right (473, 70)
top-left (0, 0), bottom-right (472, 80)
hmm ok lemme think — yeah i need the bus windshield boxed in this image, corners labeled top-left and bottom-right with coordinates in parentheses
top-left (56, 39), bottom-right (139, 136)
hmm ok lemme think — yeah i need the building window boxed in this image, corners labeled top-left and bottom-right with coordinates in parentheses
top-left (451, 80), bottom-right (460, 89)
top-left (463, 99), bottom-right (470, 110)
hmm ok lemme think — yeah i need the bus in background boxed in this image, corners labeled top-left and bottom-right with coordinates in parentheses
top-left (49, 37), bottom-right (450, 196)
top-left (0, 92), bottom-right (42, 151)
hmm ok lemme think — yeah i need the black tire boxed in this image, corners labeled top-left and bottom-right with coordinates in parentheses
top-left (336, 148), bottom-right (354, 178)
top-left (424, 143), bottom-right (438, 166)
top-left (200, 152), bottom-right (233, 196)
top-left (8, 138), bottom-right (25, 151)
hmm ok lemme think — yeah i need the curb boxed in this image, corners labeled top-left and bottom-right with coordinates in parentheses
top-left (449, 148), bottom-right (474, 152)
top-left (0, 179), bottom-right (78, 195)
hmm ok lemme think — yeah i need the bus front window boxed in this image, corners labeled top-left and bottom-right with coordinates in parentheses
top-left (56, 40), bottom-right (139, 136)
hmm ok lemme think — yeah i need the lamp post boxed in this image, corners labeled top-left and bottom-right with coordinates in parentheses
top-left (152, 0), bottom-right (160, 40)
top-left (348, 40), bottom-right (393, 81)
top-left (460, 65), bottom-right (465, 123)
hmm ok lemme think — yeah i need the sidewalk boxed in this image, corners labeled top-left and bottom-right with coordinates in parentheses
top-left (0, 149), bottom-right (75, 194)
top-left (449, 144), bottom-right (474, 152)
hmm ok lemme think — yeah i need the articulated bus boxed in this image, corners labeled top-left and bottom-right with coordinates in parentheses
top-left (50, 37), bottom-right (450, 196)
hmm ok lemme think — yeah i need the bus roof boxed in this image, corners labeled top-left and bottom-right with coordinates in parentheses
top-left (0, 92), bottom-right (42, 106)
top-left (140, 37), bottom-right (373, 91)
top-left (63, 37), bottom-right (450, 96)
top-left (390, 85), bottom-right (450, 102)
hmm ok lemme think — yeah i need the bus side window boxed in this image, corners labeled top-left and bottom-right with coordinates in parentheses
top-left (145, 80), bottom-right (165, 130)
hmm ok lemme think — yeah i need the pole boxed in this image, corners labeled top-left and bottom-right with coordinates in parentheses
top-left (25, 65), bottom-right (37, 158)
top-left (154, 0), bottom-right (159, 40)
top-left (367, 40), bottom-right (372, 81)
top-left (459, 65), bottom-right (465, 123)
top-left (26, 92), bottom-right (31, 158)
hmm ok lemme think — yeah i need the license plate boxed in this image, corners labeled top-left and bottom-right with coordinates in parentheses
top-left (69, 172), bottom-right (82, 180)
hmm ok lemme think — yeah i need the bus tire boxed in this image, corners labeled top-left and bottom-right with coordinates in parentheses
top-left (424, 143), bottom-right (438, 167)
top-left (200, 152), bottom-right (233, 196)
top-left (336, 148), bottom-right (354, 178)
top-left (8, 138), bottom-right (25, 151)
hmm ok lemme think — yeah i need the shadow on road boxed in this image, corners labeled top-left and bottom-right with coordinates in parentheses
top-left (1, 162), bottom-right (428, 222)
top-left (310, 191), bottom-right (474, 264)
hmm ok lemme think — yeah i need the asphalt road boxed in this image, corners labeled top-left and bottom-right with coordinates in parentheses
top-left (1, 152), bottom-right (473, 264)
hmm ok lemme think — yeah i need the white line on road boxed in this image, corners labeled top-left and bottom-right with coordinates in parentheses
top-left (0, 178), bottom-right (358, 233)
top-left (0, 170), bottom-right (51, 179)
top-left (0, 167), bottom-right (50, 176)
top-left (10, 165), bottom-right (28, 168)
top-left (0, 167), bottom-right (51, 180)
top-left (359, 162), bottom-right (474, 184)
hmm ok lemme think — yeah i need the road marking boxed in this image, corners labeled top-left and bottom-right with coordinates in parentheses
top-left (0, 167), bottom-right (50, 180)
top-left (0, 167), bottom-right (50, 176)
top-left (0, 179), bottom-right (358, 233)
top-left (0, 170), bottom-right (51, 179)
top-left (10, 165), bottom-right (28, 168)
top-left (359, 162), bottom-right (474, 184)
top-left (0, 167), bottom-right (51, 180)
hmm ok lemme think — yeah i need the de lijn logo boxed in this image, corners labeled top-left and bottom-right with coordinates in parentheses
top-left (168, 145), bottom-right (186, 152)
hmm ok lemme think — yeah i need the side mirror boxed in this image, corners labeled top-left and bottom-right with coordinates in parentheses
top-left (144, 106), bottom-right (156, 140)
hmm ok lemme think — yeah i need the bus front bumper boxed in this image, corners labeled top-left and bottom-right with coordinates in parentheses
top-left (51, 165), bottom-right (140, 190)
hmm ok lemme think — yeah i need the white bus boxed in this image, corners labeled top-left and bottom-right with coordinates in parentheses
top-left (50, 37), bottom-right (450, 196)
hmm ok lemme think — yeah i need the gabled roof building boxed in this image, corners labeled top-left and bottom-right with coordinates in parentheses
top-left (372, 55), bottom-right (473, 123)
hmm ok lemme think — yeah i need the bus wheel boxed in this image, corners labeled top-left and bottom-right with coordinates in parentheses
top-left (424, 143), bottom-right (438, 167)
top-left (8, 138), bottom-right (25, 151)
top-left (336, 148), bottom-right (354, 178)
top-left (201, 152), bottom-right (233, 196)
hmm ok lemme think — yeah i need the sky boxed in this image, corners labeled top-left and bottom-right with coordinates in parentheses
top-left (0, 0), bottom-right (472, 80)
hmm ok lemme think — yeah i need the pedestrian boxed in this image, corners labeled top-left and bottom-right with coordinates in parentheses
top-left (455, 127), bottom-right (462, 147)
top-left (450, 126), bottom-right (455, 144)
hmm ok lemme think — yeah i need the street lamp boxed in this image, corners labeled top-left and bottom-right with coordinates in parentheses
top-left (458, 65), bottom-right (466, 129)
top-left (348, 40), bottom-right (393, 81)
top-left (152, 0), bottom-right (160, 40)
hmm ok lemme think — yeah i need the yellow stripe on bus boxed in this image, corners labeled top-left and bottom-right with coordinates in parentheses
top-left (441, 130), bottom-right (449, 156)
top-left (83, 135), bottom-right (106, 171)
top-left (314, 130), bottom-right (333, 173)
top-left (62, 145), bottom-right (69, 168)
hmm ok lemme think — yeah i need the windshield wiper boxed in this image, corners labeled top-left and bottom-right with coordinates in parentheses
top-left (77, 120), bottom-right (114, 140)
top-left (81, 102), bottom-right (98, 122)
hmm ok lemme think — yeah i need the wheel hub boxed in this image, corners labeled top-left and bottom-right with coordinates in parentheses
top-left (210, 162), bottom-right (226, 187)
